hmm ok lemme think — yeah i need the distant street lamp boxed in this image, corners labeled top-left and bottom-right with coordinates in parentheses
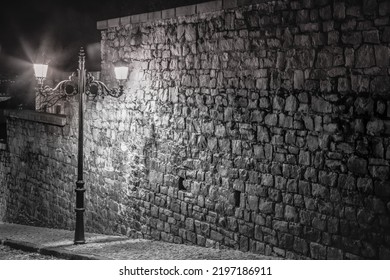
top-left (33, 48), bottom-right (128, 244)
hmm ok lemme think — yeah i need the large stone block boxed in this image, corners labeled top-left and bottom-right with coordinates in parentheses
top-left (264, 113), bottom-right (278, 126)
top-left (357, 177), bottom-right (374, 194)
top-left (294, 34), bottom-right (312, 47)
top-left (293, 237), bottom-right (309, 255)
top-left (370, 76), bottom-right (390, 95)
top-left (311, 96), bottom-right (332, 113)
top-left (284, 205), bottom-right (299, 222)
top-left (312, 183), bottom-right (329, 199)
top-left (327, 217), bottom-right (339, 234)
top-left (347, 156), bottom-right (368, 174)
top-left (279, 232), bottom-right (294, 250)
top-left (355, 45), bottom-right (376, 68)
top-left (383, 27), bottom-right (390, 42)
top-left (176, 5), bottom-right (196, 17)
top-left (333, 2), bottom-right (345, 20)
top-left (197, 1), bottom-right (222, 14)
top-left (257, 126), bottom-right (270, 142)
top-left (299, 151), bottom-right (311, 165)
top-left (363, 30), bottom-right (380, 44)
top-left (374, 180), bottom-right (390, 197)
top-left (312, 216), bottom-right (327, 231)
top-left (259, 200), bottom-right (274, 214)
top-left (357, 208), bottom-right (375, 227)
top-left (247, 195), bottom-right (259, 210)
top-left (366, 119), bottom-right (384, 136)
top-left (354, 97), bottom-right (374, 115)
top-left (363, 0), bottom-right (377, 15)
top-left (307, 135), bottom-right (319, 151)
top-left (294, 70), bottom-right (305, 89)
top-left (319, 171), bottom-right (338, 187)
top-left (316, 50), bottom-right (333, 68)
top-left (327, 247), bottom-right (343, 259)
top-left (351, 75), bottom-right (370, 92)
top-left (374, 45), bottom-right (390, 67)
top-left (369, 166), bottom-right (390, 180)
top-left (262, 174), bottom-right (274, 187)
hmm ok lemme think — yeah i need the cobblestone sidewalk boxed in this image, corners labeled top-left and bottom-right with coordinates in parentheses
top-left (0, 245), bottom-right (62, 260)
top-left (0, 222), bottom-right (278, 260)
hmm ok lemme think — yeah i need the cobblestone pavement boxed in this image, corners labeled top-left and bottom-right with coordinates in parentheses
top-left (0, 223), bottom-right (277, 260)
top-left (63, 239), bottom-right (273, 260)
top-left (0, 245), bottom-right (62, 260)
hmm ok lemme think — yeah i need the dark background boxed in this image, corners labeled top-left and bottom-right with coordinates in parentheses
top-left (0, 0), bottom-right (209, 75)
top-left (0, 0), bottom-right (209, 108)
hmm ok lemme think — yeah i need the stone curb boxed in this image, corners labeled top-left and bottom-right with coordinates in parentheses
top-left (39, 247), bottom-right (113, 260)
top-left (2, 239), bottom-right (41, 253)
top-left (1, 239), bottom-right (114, 260)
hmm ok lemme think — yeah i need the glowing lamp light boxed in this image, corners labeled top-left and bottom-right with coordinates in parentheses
top-left (33, 64), bottom-right (48, 79)
top-left (114, 66), bottom-right (129, 81)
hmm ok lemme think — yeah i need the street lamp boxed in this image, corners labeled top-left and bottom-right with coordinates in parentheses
top-left (33, 64), bottom-right (48, 87)
top-left (33, 48), bottom-right (129, 244)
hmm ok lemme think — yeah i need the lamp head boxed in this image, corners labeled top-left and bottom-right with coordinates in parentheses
top-left (33, 64), bottom-right (48, 80)
top-left (114, 66), bottom-right (128, 95)
top-left (114, 66), bottom-right (129, 82)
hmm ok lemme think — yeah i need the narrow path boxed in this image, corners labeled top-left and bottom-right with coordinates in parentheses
top-left (0, 244), bottom-right (63, 260)
top-left (0, 223), bottom-right (277, 260)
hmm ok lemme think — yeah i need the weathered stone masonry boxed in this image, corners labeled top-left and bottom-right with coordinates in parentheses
top-left (0, 109), bottom-right (78, 228)
top-left (98, 0), bottom-right (390, 259)
top-left (1, 0), bottom-right (390, 259)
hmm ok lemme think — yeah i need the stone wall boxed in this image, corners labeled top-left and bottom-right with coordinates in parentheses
top-left (0, 109), bottom-right (78, 228)
top-left (97, 0), bottom-right (390, 259)
top-left (0, 0), bottom-right (389, 259)
top-left (0, 142), bottom-right (9, 221)
top-left (0, 102), bottom-right (144, 236)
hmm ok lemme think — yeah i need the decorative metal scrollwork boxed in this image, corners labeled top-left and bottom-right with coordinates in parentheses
top-left (36, 73), bottom-right (78, 112)
top-left (85, 73), bottom-right (124, 99)
top-left (36, 69), bottom-right (125, 112)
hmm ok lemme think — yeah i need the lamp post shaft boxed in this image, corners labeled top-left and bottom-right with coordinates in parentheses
top-left (74, 48), bottom-right (86, 244)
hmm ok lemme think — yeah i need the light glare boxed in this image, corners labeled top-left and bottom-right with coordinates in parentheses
top-left (33, 64), bottom-right (48, 79)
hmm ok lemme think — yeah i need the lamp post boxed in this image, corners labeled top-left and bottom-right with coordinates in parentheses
top-left (33, 48), bottom-right (128, 244)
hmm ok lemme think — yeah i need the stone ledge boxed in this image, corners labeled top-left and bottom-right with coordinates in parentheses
top-left (197, 1), bottom-right (223, 14)
top-left (4, 110), bottom-right (67, 127)
top-left (162, 8), bottom-right (175, 19)
top-left (176, 4), bottom-right (197, 17)
top-left (96, 0), bottom-right (272, 29)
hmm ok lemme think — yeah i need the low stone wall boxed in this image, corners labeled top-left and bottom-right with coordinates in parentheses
top-left (0, 103), bottom-right (145, 236)
top-left (0, 109), bottom-right (77, 228)
top-left (0, 142), bottom-right (9, 222)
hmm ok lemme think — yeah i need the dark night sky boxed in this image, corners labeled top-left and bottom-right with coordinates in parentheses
top-left (0, 0), bottom-right (209, 75)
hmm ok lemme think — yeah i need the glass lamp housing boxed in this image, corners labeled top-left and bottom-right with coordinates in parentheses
top-left (114, 66), bottom-right (129, 81)
top-left (33, 64), bottom-right (48, 79)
